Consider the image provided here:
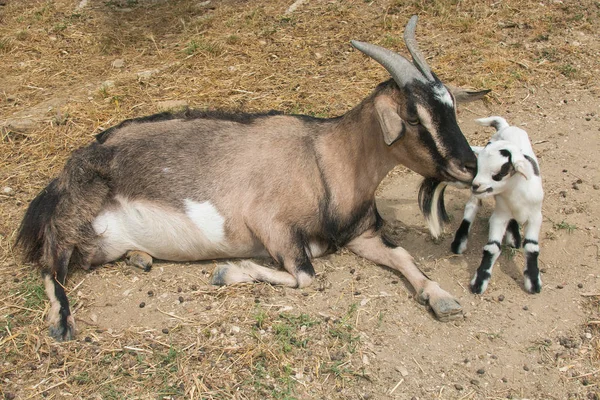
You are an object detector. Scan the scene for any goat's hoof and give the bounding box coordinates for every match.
[524,275,542,294]
[125,251,153,272]
[211,264,229,286]
[450,239,467,255]
[429,297,463,322]
[49,316,75,342]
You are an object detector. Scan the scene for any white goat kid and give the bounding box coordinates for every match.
[451,116,544,294]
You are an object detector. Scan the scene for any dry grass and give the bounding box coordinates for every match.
[1,0,600,398]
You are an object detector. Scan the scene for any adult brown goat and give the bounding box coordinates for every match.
[17,16,488,341]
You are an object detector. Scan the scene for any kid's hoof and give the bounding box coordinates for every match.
[429,297,463,322]
[524,275,542,294]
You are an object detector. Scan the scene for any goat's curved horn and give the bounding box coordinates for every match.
[403,15,435,82]
[351,40,425,86]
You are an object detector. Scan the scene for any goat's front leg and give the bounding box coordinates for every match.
[347,229,463,321]
[451,196,481,254]
[470,211,510,294]
[523,211,542,293]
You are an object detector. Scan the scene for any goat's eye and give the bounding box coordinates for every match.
[406,118,420,126]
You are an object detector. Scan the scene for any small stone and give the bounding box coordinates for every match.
[396,365,409,377]
[112,58,125,68]
[191,285,198,291]
[2,186,14,195]
[177,287,183,293]
[139,302,145,308]
[84,336,92,343]
[162,328,169,334]
[498,294,505,302]
[562,169,568,173]
[585,332,592,339]
[523,365,530,371]
[350,268,355,274]
[178,296,184,303]
[557,284,564,289]
[454,384,464,391]
[231,326,240,334]
[137,69,159,81]
[5,393,15,400]
[470,379,480,386]
[541,268,547,273]
[578,283,584,289]
[523,305,529,311]
[147,290,154,297]
[361,394,372,400]
[476,368,485,375]
[391,280,399,284]
[593,184,599,190]
[354,291,361,296]
[463,358,469,364]
[13,277,19,283]
[502,377,508,383]
[205,305,212,310]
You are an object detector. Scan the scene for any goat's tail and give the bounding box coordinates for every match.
[476,116,509,132]
[16,178,63,266]
[418,178,449,239]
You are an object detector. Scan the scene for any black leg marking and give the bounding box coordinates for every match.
[524,250,541,293]
[44,271,75,341]
[295,255,316,279]
[470,241,501,294]
[505,219,521,248]
[451,220,471,254]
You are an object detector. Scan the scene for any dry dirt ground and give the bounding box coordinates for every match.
[1,1,599,399]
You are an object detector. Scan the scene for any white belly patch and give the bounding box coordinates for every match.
[92,197,230,262]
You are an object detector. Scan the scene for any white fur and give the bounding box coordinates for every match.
[184,199,226,244]
[92,197,241,263]
[434,85,454,107]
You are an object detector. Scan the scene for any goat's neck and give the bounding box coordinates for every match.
[318,98,397,212]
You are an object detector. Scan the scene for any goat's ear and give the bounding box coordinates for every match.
[374,97,405,146]
[447,85,491,103]
[502,147,531,180]
[513,158,531,180]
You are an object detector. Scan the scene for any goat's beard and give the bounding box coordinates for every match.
[418,178,449,239]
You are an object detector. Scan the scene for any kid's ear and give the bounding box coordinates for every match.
[513,158,531,180]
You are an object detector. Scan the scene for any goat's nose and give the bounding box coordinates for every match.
[472,183,480,191]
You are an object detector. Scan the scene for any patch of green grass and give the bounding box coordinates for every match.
[184,38,223,56]
[559,63,577,78]
[328,303,360,353]
[246,354,298,399]
[273,313,319,353]
[17,276,46,312]
[554,220,577,233]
